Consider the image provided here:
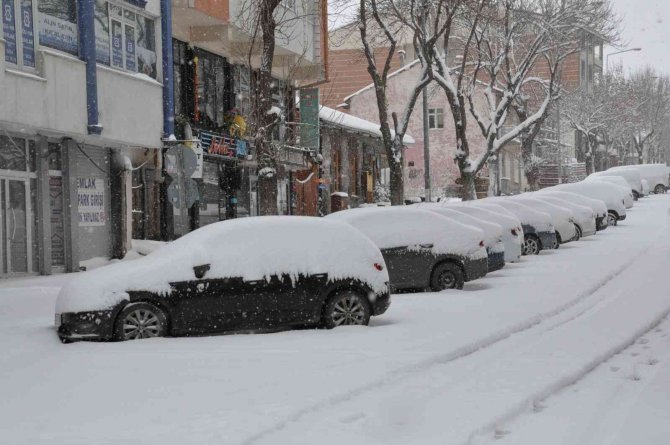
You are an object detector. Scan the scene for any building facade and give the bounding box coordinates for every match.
[0,0,166,276]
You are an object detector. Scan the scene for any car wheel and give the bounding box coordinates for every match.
[632,191,639,201]
[114,302,168,341]
[607,212,618,227]
[322,291,371,329]
[654,184,666,194]
[574,224,582,241]
[523,235,540,255]
[430,262,465,291]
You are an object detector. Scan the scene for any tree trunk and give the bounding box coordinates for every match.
[460,171,477,201]
[389,161,404,205]
[254,0,282,216]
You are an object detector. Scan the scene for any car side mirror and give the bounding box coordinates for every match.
[193,264,211,279]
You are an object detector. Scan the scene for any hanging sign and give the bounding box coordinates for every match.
[300,88,320,150]
[77,177,106,227]
[20,0,34,67]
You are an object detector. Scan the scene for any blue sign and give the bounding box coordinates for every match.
[2,0,17,64]
[111,20,123,68]
[38,13,78,55]
[20,0,34,68]
[124,25,136,71]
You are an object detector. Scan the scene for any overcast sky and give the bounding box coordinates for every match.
[329,1,670,75]
[606,0,670,75]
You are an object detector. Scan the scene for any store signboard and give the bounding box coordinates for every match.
[77,177,106,227]
[38,13,78,54]
[300,88,320,150]
[2,0,18,64]
[20,0,35,67]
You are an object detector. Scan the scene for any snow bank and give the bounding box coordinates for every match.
[326,207,487,259]
[56,217,389,313]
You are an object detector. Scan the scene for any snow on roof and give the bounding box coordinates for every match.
[319,106,415,144]
[56,217,389,313]
[479,199,553,232]
[413,203,503,247]
[341,58,422,104]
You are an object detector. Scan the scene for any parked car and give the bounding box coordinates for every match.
[535,195,596,239]
[586,175,636,206]
[56,217,391,342]
[588,169,643,199]
[476,200,557,255]
[641,179,650,196]
[327,207,488,291]
[414,203,506,272]
[510,197,577,245]
[609,164,670,194]
[445,203,524,263]
[552,181,627,226]
[536,189,608,231]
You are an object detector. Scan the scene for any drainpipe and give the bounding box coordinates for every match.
[77,0,102,135]
[161,0,175,138]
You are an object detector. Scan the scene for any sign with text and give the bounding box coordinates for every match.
[20,0,34,67]
[299,88,320,150]
[2,0,18,64]
[77,177,106,227]
[38,13,78,55]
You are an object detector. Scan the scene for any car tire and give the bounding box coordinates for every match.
[430,262,465,291]
[322,290,371,329]
[523,235,541,255]
[654,184,666,194]
[114,302,168,341]
[555,232,562,248]
[632,191,639,201]
[574,224,582,241]
[607,212,618,227]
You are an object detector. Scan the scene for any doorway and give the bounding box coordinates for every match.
[0,177,36,275]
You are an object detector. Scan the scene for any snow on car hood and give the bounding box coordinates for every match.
[56,217,390,313]
[480,199,554,232]
[326,207,488,259]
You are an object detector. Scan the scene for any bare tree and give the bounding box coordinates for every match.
[356,0,455,205]
[432,0,618,199]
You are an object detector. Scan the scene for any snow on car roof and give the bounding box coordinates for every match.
[413,203,503,246]
[326,207,486,257]
[446,203,522,231]
[537,190,608,217]
[56,217,389,313]
[480,198,553,230]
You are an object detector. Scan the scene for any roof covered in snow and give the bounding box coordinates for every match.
[319,106,415,144]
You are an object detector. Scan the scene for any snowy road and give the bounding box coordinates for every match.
[0,196,668,445]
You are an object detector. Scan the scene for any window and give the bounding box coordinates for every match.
[194,49,231,129]
[3,0,37,68]
[94,1,157,78]
[428,108,444,129]
[37,0,77,55]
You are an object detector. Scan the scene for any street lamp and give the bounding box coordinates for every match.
[605,47,642,70]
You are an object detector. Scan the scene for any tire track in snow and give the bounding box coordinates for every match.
[240,243,653,445]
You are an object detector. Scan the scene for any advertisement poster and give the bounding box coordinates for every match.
[124,24,136,71]
[20,0,34,67]
[38,13,77,54]
[111,20,123,68]
[300,88,320,150]
[77,177,106,227]
[2,0,18,64]
[49,176,65,266]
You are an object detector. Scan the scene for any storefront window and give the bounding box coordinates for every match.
[0,136,28,171]
[94,1,156,79]
[195,49,231,130]
[37,0,78,55]
[4,0,36,68]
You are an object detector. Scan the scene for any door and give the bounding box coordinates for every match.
[0,178,34,275]
[382,246,434,290]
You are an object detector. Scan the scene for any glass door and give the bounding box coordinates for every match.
[0,178,33,275]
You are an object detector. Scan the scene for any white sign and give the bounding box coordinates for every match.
[191,142,204,179]
[77,177,106,227]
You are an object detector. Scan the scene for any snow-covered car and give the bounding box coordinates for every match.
[586,175,636,206]
[536,189,608,231]
[509,197,577,245]
[641,179,650,196]
[588,170,643,199]
[609,164,670,194]
[552,181,627,226]
[475,200,557,255]
[445,203,524,263]
[326,207,489,291]
[413,203,506,272]
[535,195,596,238]
[56,217,392,342]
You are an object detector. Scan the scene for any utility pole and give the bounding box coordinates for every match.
[422,85,431,202]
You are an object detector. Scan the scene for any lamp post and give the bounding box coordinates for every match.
[605,47,642,70]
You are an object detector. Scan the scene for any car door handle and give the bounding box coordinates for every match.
[420,243,434,249]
